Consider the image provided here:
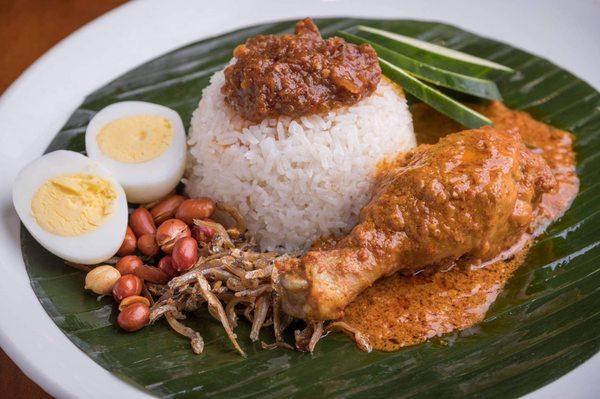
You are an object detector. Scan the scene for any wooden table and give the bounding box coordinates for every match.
[0,2,128,397]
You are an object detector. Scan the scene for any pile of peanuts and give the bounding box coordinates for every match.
[83,194,216,332]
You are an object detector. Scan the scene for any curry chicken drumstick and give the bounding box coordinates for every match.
[274,127,556,321]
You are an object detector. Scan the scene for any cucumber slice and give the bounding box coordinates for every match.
[379,59,492,129]
[338,31,502,100]
[357,25,514,76]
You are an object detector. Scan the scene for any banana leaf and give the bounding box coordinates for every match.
[23,18,600,398]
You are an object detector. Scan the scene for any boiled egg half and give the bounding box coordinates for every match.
[12,150,128,264]
[85,101,186,203]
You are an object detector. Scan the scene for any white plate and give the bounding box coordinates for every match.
[0,0,598,397]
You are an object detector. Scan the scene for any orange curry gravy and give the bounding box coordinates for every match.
[341,101,579,351]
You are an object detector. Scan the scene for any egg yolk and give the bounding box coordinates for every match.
[96,115,173,163]
[31,173,116,236]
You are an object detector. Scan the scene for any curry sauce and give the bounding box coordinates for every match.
[341,102,579,351]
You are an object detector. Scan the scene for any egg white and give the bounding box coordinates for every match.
[12,150,128,264]
[85,101,187,203]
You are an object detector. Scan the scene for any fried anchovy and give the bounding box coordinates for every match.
[145,282,169,297]
[326,322,372,353]
[165,312,204,355]
[244,264,273,280]
[250,294,270,342]
[235,284,272,298]
[216,201,247,233]
[225,296,253,329]
[272,293,284,343]
[206,268,235,282]
[307,322,324,353]
[243,303,255,323]
[150,301,184,322]
[224,263,249,281]
[261,341,294,350]
[226,277,244,292]
[195,272,246,357]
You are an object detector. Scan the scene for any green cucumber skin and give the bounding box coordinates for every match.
[356,28,513,77]
[379,59,492,129]
[339,31,502,101]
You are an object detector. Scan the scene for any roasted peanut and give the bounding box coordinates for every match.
[172,237,199,272]
[175,198,215,225]
[130,207,156,237]
[84,265,121,295]
[156,219,191,254]
[134,264,170,284]
[117,302,150,332]
[137,234,159,257]
[157,256,177,278]
[117,226,137,256]
[116,255,143,275]
[118,295,151,311]
[150,194,186,225]
[112,274,143,302]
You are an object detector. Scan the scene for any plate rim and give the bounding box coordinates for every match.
[0,0,598,397]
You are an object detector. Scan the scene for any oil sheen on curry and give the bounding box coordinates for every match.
[338,102,579,351]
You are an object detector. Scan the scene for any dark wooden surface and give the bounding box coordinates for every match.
[0,1,128,397]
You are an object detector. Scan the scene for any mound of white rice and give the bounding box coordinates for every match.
[186,69,415,251]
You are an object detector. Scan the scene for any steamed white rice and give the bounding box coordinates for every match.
[186,69,415,251]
